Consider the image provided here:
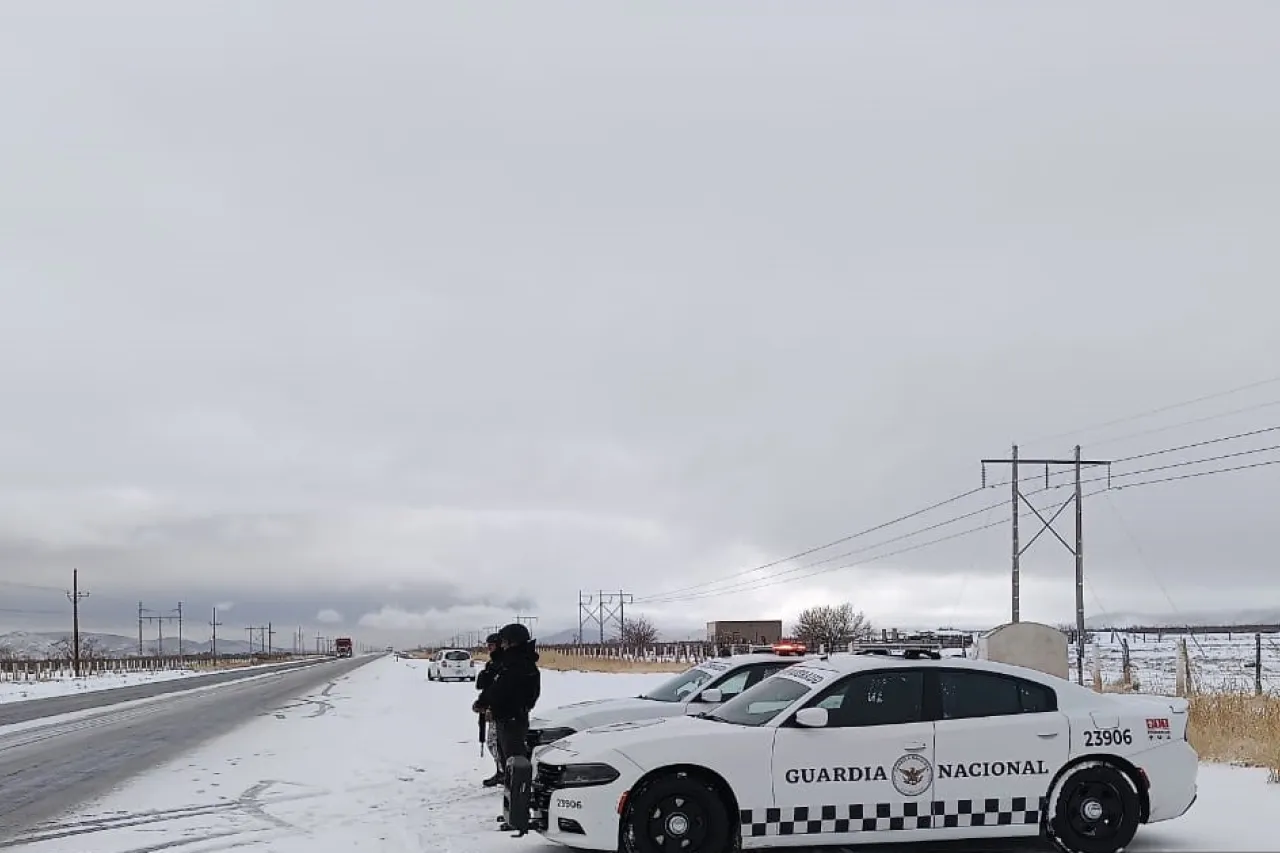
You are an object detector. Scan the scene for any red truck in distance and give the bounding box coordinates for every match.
[335,637,353,657]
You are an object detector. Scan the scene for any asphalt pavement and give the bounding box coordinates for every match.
[0,657,334,727]
[0,654,377,842]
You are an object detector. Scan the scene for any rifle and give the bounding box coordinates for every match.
[478,710,487,756]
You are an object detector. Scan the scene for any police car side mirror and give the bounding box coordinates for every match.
[698,688,723,704]
[794,707,829,728]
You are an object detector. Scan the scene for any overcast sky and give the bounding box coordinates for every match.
[2,1,1279,649]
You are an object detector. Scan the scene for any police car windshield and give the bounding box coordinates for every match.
[640,665,718,702]
[707,673,811,726]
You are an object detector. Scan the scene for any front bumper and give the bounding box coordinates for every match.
[530,763,633,851]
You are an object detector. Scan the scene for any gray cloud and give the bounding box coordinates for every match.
[2,1,1279,646]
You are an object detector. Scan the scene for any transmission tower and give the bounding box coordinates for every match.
[595,590,632,644]
[981,444,1110,686]
[577,591,602,644]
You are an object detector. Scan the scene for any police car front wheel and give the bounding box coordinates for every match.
[1047,763,1141,853]
[621,773,732,853]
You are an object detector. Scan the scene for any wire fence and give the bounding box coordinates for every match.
[0,651,318,683]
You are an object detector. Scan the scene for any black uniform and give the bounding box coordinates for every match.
[476,634,506,785]
[474,622,541,780]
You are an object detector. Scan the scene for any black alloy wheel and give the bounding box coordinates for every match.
[622,773,731,853]
[1048,764,1141,853]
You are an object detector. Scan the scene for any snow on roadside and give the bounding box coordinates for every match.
[3,657,668,853]
[0,668,201,704]
[0,659,333,705]
[5,657,1278,852]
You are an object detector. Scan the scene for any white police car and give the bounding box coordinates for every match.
[528,650,1197,853]
[526,653,811,756]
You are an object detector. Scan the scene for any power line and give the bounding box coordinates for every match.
[1112,424,1280,463]
[1111,456,1280,490]
[638,456,1277,605]
[639,416,1280,606]
[1080,398,1280,450]
[985,423,1280,490]
[634,493,1011,603]
[1024,373,1280,445]
[630,487,986,603]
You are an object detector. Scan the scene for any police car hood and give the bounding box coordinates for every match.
[545,714,734,762]
[529,696,688,731]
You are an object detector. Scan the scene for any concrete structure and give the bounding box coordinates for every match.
[706,620,783,645]
[974,621,1069,680]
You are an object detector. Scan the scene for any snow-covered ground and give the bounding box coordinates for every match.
[4,656,1277,852]
[0,668,203,704]
[1067,631,1280,695]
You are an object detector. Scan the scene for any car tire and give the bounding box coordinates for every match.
[620,771,732,853]
[1045,762,1141,853]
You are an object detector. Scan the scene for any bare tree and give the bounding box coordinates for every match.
[49,634,106,662]
[0,643,15,661]
[792,603,872,650]
[619,614,660,647]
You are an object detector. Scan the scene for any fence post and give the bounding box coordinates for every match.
[1175,639,1188,697]
[1121,638,1131,688]
[1256,633,1263,696]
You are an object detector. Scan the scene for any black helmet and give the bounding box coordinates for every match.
[498,622,531,646]
[485,633,501,646]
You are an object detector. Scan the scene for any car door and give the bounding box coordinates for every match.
[687,662,793,714]
[928,669,1067,840]
[768,668,935,845]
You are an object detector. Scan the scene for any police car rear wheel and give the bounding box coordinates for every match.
[1048,764,1140,853]
[623,773,730,853]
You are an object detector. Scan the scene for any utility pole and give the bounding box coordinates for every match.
[139,603,181,658]
[210,607,223,664]
[981,444,1110,686]
[66,569,90,677]
[315,634,324,655]
[176,601,184,662]
[267,622,275,655]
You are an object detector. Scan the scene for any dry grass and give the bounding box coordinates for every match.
[529,650,689,673]
[1187,692,1280,782]
[1101,678,1280,782]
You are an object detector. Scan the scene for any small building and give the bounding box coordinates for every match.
[975,621,1068,679]
[706,620,783,645]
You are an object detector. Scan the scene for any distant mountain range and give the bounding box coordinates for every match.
[0,630,270,659]
[1083,608,1280,629]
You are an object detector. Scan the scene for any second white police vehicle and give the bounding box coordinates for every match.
[526,649,1197,853]
[526,651,812,757]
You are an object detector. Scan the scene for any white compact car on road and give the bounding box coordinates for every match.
[426,649,474,681]
[528,650,1196,853]
[526,653,811,755]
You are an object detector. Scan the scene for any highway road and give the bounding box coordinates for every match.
[0,654,377,842]
[0,657,334,727]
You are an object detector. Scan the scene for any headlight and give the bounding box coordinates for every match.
[533,726,577,745]
[558,763,621,788]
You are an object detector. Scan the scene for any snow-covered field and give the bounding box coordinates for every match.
[1067,631,1280,695]
[3,656,1277,852]
[0,668,203,704]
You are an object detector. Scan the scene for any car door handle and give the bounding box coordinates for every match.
[903,741,927,751]
[1036,732,1060,738]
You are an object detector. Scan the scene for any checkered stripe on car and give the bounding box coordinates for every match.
[738,797,1046,836]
